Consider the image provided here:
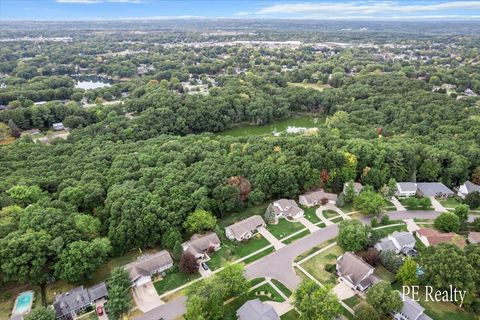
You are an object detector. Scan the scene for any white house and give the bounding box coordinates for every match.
[396,182,417,197]
[271,199,304,220]
[394,293,432,320]
[299,189,338,207]
[225,215,265,242]
[457,181,480,199]
[374,231,416,254]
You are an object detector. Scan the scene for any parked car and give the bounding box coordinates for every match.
[96,306,104,316]
[201,262,209,270]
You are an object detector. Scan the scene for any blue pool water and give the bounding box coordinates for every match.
[13,291,34,314]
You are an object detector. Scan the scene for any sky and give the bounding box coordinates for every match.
[1,0,480,21]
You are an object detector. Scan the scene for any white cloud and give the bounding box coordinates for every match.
[256,1,480,15]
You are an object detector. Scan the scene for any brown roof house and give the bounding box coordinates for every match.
[336,252,379,292]
[182,232,221,260]
[299,189,338,207]
[416,228,466,248]
[468,231,480,244]
[124,250,173,287]
[271,199,304,220]
[225,215,265,242]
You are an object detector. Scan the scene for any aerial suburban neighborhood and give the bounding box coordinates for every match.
[1,2,480,320]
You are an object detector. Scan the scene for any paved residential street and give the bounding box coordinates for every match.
[134,296,187,320]
[245,224,339,290]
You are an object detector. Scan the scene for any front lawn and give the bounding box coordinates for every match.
[323,210,339,219]
[271,279,292,297]
[438,197,462,208]
[302,206,321,223]
[208,234,270,270]
[300,245,344,285]
[282,229,310,244]
[267,219,305,239]
[343,295,362,309]
[281,309,300,320]
[243,247,275,264]
[153,267,200,295]
[374,265,396,283]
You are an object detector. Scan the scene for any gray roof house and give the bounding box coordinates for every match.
[236,299,280,320]
[53,283,108,320]
[394,293,432,320]
[396,182,417,197]
[343,182,363,195]
[225,215,265,242]
[416,182,454,198]
[336,252,379,292]
[52,122,65,131]
[182,232,221,260]
[458,181,480,199]
[124,250,173,287]
[375,231,416,254]
[272,199,304,220]
[299,189,338,207]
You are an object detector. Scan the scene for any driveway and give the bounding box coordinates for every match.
[333,282,355,300]
[404,219,421,233]
[245,224,339,290]
[132,282,163,313]
[134,296,187,320]
[258,226,285,250]
[198,264,213,278]
[429,197,447,212]
[95,298,108,320]
[315,207,334,226]
[297,217,320,232]
[390,197,406,211]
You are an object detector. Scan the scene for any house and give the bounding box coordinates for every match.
[182,232,221,260]
[53,283,108,320]
[374,231,416,254]
[458,181,480,199]
[124,250,173,287]
[52,122,65,131]
[299,189,338,207]
[33,101,47,106]
[225,215,265,242]
[236,299,280,320]
[271,199,304,220]
[396,182,417,197]
[336,252,379,292]
[416,228,466,248]
[468,231,480,244]
[343,182,363,195]
[394,293,432,320]
[416,182,453,198]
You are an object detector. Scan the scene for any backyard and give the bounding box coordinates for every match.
[300,245,344,285]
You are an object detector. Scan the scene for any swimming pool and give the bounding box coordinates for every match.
[12,291,34,316]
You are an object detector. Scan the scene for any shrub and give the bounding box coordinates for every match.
[379,250,403,273]
[434,212,460,232]
[405,197,419,210]
[381,215,390,225]
[418,197,431,209]
[464,191,480,209]
[320,197,329,205]
[325,263,336,273]
[371,217,378,228]
[179,252,199,274]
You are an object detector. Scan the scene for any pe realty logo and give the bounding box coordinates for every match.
[402,285,467,307]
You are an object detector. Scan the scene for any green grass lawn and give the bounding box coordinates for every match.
[287,82,331,91]
[392,283,478,320]
[282,229,310,244]
[374,224,408,238]
[339,305,355,320]
[302,206,321,223]
[243,247,275,264]
[280,309,300,320]
[294,238,336,262]
[338,204,354,213]
[271,279,292,297]
[223,283,285,320]
[374,265,396,283]
[300,245,344,285]
[153,267,200,295]
[208,234,270,270]
[343,295,362,309]
[218,203,269,229]
[249,277,266,287]
[323,210,339,219]
[438,197,462,208]
[330,216,343,223]
[267,219,305,239]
